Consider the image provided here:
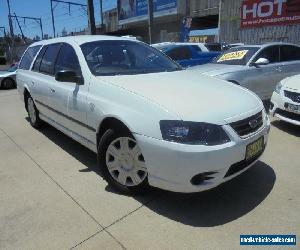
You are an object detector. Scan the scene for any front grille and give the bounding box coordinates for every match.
[224,147,265,178]
[230,112,263,137]
[276,109,300,122]
[284,90,300,103]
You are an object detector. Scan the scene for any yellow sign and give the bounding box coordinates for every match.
[217,50,249,62]
[189,36,208,43]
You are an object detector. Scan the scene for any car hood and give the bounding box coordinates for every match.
[283,74,300,91]
[188,63,246,76]
[99,70,263,125]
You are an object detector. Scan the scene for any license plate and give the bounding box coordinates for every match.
[245,137,264,161]
[286,103,300,113]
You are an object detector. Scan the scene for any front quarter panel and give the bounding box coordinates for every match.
[87,76,180,140]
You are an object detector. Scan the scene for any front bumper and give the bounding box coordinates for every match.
[270,92,300,126]
[135,119,270,193]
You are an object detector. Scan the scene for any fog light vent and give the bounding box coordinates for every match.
[190,171,217,185]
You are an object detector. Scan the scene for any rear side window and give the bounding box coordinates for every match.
[19,45,42,70]
[39,43,61,75]
[55,43,81,75]
[280,45,300,62]
[166,46,192,61]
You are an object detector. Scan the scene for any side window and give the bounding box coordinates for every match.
[166,47,192,61]
[254,46,280,64]
[55,43,81,75]
[19,45,42,70]
[280,45,300,62]
[40,43,61,75]
[192,45,202,52]
[32,46,47,72]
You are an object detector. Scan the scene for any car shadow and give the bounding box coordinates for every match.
[36,121,276,227]
[271,120,300,137]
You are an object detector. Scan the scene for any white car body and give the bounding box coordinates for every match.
[17,35,270,193]
[270,74,300,126]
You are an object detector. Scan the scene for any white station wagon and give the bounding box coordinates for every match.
[17,36,270,194]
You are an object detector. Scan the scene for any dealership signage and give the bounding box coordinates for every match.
[118,0,177,25]
[241,0,300,28]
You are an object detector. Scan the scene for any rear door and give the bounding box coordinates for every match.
[279,45,300,80]
[30,43,61,121]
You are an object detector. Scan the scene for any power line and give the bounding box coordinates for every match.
[50,0,88,37]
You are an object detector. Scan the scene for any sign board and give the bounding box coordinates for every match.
[118,0,177,25]
[241,0,300,28]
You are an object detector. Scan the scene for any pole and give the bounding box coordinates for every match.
[39,18,44,39]
[13,13,27,43]
[6,0,14,62]
[147,0,154,44]
[50,0,56,37]
[100,0,103,26]
[87,0,96,35]
[218,0,222,43]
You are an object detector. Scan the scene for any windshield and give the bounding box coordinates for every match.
[213,47,260,65]
[81,40,181,76]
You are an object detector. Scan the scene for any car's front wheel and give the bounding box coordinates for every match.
[27,96,42,128]
[98,129,149,194]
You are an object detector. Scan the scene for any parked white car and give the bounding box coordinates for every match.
[17,36,270,194]
[270,74,300,126]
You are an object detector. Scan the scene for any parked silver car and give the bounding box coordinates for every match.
[189,43,300,100]
[0,64,18,89]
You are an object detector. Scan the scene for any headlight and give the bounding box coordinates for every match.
[160,120,230,145]
[275,82,282,94]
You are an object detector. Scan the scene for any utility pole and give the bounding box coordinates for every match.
[99,0,103,26]
[147,0,154,44]
[9,15,44,41]
[218,0,222,43]
[87,0,96,35]
[6,0,14,62]
[13,13,26,43]
[50,0,88,37]
[50,0,56,37]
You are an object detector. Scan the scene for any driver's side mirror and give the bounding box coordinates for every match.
[251,58,270,67]
[55,70,84,85]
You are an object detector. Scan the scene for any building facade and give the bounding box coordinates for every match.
[220,0,300,44]
[102,0,300,44]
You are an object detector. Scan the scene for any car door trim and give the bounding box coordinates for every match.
[35,99,96,132]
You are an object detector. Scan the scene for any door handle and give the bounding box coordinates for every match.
[50,88,55,93]
[31,81,35,85]
[276,67,282,72]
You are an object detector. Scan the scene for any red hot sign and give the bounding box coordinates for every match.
[241,0,300,28]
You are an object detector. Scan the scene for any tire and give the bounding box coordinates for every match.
[26,96,42,128]
[1,78,15,89]
[98,128,149,194]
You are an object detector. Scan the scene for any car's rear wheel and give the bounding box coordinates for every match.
[98,129,149,194]
[1,78,15,89]
[27,96,42,128]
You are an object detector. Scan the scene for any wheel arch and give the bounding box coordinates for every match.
[23,87,31,111]
[96,116,133,148]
